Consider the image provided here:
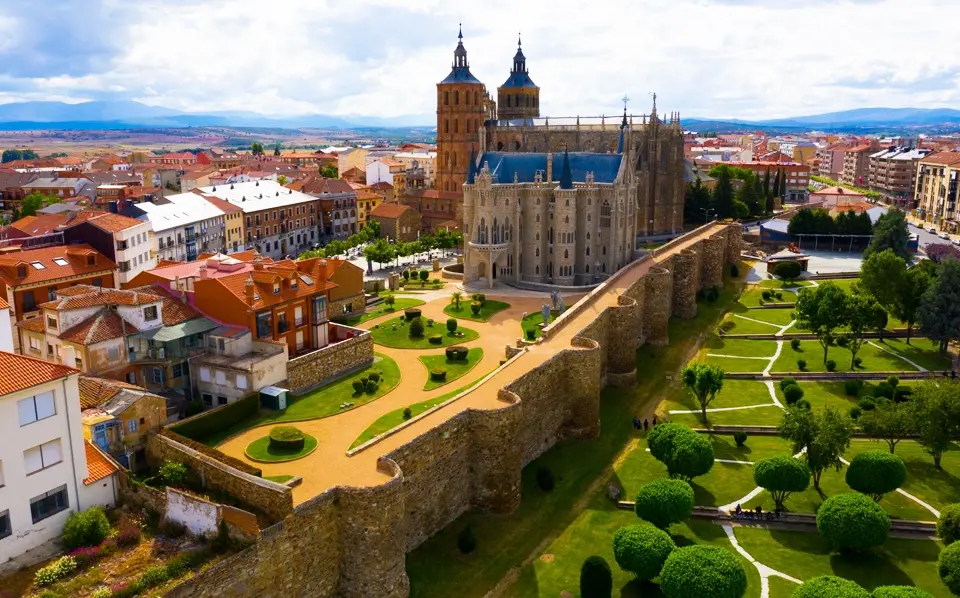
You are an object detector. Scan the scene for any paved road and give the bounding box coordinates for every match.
[906,220,953,250]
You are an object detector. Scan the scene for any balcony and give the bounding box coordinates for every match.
[184,232,197,242]
[469,240,510,252]
[277,321,290,334]
[295,317,304,327]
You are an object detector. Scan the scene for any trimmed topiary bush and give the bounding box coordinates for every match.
[404,307,421,321]
[612,524,675,580]
[762,290,773,301]
[580,555,613,598]
[733,431,747,447]
[668,432,715,481]
[634,478,695,529]
[430,368,447,381]
[62,507,111,550]
[365,379,379,393]
[659,545,747,598]
[775,260,803,281]
[797,398,811,410]
[816,492,890,551]
[457,525,476,554]
[791,338,801,350]
[874,381,895,400]
[536,466,555,492]
[446,318,457,333]
[779,377,797,392]
[783,383,805,405]
[854,356,863,368]
[846,450,907,502]
[428,334,443,344]
[845,379,862,396]
[526,328,536,340]
[753,455,810,511]
[352,380,365,393]
[402,407,412,420]
[826,359,837,372]
[849,406,862,419]
[859,397,876,411]
[409,317,425,337]
[792,575,870,598]
[269,426,305,451]
[797,359,807,370]
[647,423,691,463]
[938,503,960,545]
[871,587,935,598]
[470,301,482,315]
[940,541,960,595]
[368,372,380,383]
[837,335,851,348]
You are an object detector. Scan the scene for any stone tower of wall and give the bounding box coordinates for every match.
[624,275,647,347]
[672,249,700,319]
[606,295,639,387]
[645,265,673,345]
[563,336,602,439]
[726,225,743,265]
[700,234,726,289]
[470,392,523,513]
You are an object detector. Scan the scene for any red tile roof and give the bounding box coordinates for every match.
[126,285,201,325]
[40,286,164,310]
[369,181,394,190]
[83,441,118,485]
[920,152,960,166]
[298,176,355,195]
[16,317,45,333]
[198,193,243,214]
[58,310,137,345]
[0,351,76,395]
[0,244,116,287]
[79,375,148,410]
[369,203,415,219]
[87,213,145,233]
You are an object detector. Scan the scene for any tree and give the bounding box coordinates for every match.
[736,175,762,216]
[778,406,852,491]
[612,524,675,580]
[276,175,289,186]
[659,545,748,598]
[871,307,889,342]
[859,401,913,453]
[816,492,890,551]
[384,294,395,307]
[763,169,773,212]
[363,238,395,270]
[792,576,870,598]
[845,292,881,370]
[795,282,848,364]
[451,291,463,309]
[648,423,690,463]
[409,317,425,338]
[937,504,960,545]
[273,141,282,156]
[250,142,264,156]
[911,381,960,469]
[896,266,932,344]
[580,556,613,598]
[681,363,725,422]
[771,169,781,201]
[860,249,907,314]
[19,191,61,217]
[684,179,713,224]
[845,450,907,501]
[865,209,910,261]
[752,456,810,511]
[939,540,960,595]
[871,587,935,598]
[319,164,338,178]
[712,166,735,219]
[647,423,714,481]
[634,478,694,529]
[783,383,805,405]
[773,260,802,282]
[918,258,960,355]
[927,243,960,264]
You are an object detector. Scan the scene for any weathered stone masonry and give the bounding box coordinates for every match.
[286,331,374,394]
[167,223,737,598]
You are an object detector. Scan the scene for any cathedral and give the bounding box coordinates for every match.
[436,28,686,288]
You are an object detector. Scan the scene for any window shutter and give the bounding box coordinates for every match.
[41,439,62,467]
[35,391,55,420]
[23,446,43,474]
[17,398,36,426]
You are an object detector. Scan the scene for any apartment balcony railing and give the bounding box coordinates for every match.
[184,232,197,242]
[295,317,304,327]
[277,322,290,334]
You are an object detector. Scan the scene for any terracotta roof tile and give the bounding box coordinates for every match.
[79,375,147,410]
[0,351,76,395]
[369,203,415,218]
[0,244,116,287]
[16,317,45,332]
[87,213,145,233]
[40,286,164,310]
[83,441,118,485]
[920,152,960,166]
[58,310,137,345]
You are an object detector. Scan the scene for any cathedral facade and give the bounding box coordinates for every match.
[437,29,686,288]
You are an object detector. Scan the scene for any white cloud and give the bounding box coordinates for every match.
[0,0,955,121]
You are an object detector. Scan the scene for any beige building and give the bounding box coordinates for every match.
[190,326,287,407]
[337,148,370,176]
[841,144,877,187]
[914,152,960,230]
[868,147,931,200]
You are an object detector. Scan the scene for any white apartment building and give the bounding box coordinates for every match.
[134,193,227,262]
[0,349,117,566]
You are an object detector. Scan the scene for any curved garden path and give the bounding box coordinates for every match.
[216,223,730,504]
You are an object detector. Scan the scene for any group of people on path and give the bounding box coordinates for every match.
[632,415,660,431]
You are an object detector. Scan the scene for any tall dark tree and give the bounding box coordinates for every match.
[771,169,781,200]
[763,169,772,198]
[897,266,932,344]
[736,176,762,216]
[684,179,713,224]
[865,209,910,261]
[918,257,960,354]
[712,167,735,219]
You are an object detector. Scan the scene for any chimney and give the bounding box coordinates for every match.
[58,345,77,368]
[199,262,208,280]
[245,277,255,305]
[318,259,328,285]
[253,254,264,271]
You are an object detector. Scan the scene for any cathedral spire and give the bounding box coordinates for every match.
[466,148,478,185]
[558,150,573,190]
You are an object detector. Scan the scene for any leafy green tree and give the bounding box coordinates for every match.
[634,478,695,529]
[778,406,852,491]
[659,545,748,598]
[250,142,264,156]
[319,164,338,178]
[773,260,802,282]
[736,175,762,216]
[667,432,715,482]
[894,266,932,344]
[911,380,960,469]
[792,576,870,598]
[276,175,289,186]
[612,524,675,580]
[845,450,907,501]
[681,363,725,422]
[771,169,781,200]
[845,292,881,370]
[363,238,395,270]
[795,282,848,364]
[860,249,907,311]
[712,166,735,219]
[859,401,914,453]
[763,169,772,206]
[816,492,890,551]
[937,504,960,545]
[273,141,282,156]
[752,456,810,511]
[62,507,111,550]
[918,258,960,354]
[450,291,463,309]
[19,191,61,217]
[941,541,960,595]
[865,209,910,261]
[872,586,935,598]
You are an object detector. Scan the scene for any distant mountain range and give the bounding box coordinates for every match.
[1,101,960,132]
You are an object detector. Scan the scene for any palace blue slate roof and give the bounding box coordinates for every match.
[478,152,623,185]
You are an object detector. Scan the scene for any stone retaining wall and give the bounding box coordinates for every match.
[164,223,738,598]
[286,328,374,394]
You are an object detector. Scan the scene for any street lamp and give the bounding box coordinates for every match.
[700,207,716,223]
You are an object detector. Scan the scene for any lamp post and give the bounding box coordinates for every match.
[700,207,716,223]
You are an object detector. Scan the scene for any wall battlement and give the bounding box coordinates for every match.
[167,223,738,598]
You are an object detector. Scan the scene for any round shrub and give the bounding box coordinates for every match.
[269,426,305,451]
[733,431,748,447]
[874,381,895,400]
[580,555,613,598]
[612,524,675,580]
[938,504,960,545]
[473,292,487,305]
[871,587,935,598]
[779,377,797,392]
[659,545,747,598]
[536,466,555,492]
[792,575,869,598]
[797,358,807,370]
[402,407,412,420]
[409,317,425,337]
[668,432,715,480]
[816,492,890,551]
[526,328,536,340]
[854,356,864,368]
[62,507,111,550]
[159,460,188,487]
[634,478,695,529]
[647,423,694,464]
[791,338,801,350]
[457,525,476,554]
[430,368,447,382]
[384,294,395,307]
[368,372,380,383]
[846,450,907,501]
[849,406,862,419]
[940,541,960,595]
[837,335,851,348]
[775,260,803,281]
[797,398,811,410]
[762,290,773,301]
[444,346,457,359]
[783,383,805,405]
[470,301,482,315]
[845,379,862,396]
[404,307,421,321]
[826,359,837,372]
[446,318,457,333]
[752,455,810,511]
[859,397,876,411]
[365,379,379,393]
[428,334,443,344]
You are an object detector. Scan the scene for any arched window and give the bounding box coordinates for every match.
[536,214,540,222]
[565,199,569,207]
[515,140,521,151]
[497,141,504,151]
[452,152,457,167]
[535,247,539,257]
[586,247,591,256]
[455,90,459,104]
[564,249,568,259]
[492,218,499,243]
[564,215,569,224]
[587,232,591,240]
[506,96,512,107]
[444,91,449,105]
[602,246,607,255]
[549,227,554,244]
[600,201,612,228]
[536,197,540,205]
[586,264,590,273]
[536,265,539,275]
[479,217,486,244]
[465,92,470,105]
[474,92,478,104]
[454,119,458,134]
[588,214,592,222]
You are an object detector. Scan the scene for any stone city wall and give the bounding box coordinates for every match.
[329,293,367,319]
[286,329,374,394]
[672,248,700,320]
[701,234,726,289]
[622,273,647,347]
[726,225,743,265]
[166,223,736,598]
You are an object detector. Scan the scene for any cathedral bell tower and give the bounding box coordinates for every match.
[496,35,540,122]
[436,25,486,198]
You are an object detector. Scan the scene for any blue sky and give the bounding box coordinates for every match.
[0,0,953,121]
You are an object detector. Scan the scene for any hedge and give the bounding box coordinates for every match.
[792,575,870,598]
[171,392,259,443]
[160,429,262,477]
[634,478,695,529]
[659,545,747,598]
[269,426,305,451]
[845,450,906,501]
[816,492,890,551]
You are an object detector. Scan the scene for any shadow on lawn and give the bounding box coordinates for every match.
[907,460,960,504]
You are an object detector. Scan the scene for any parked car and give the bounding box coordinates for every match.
[940,232,951,240]
[928,227,938,234]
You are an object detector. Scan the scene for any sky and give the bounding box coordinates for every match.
[0,0,956,123]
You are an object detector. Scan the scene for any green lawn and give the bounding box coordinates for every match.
[419,347,484,390]
[703,337,779,357]
[369,316,479,348]
[718,314,783,335]
[202,354,401,447]
[670,405,784,428]
[759,279,815,289]
[407,268,749,598]
[768,575,801,598]
[339,298,425,325]
[847,439,960,512]
[662,379,775,415]
[879,337,954,371]
[350,375,490,449]
[443,299,511,322]
[245,433,318,462]
[702,355,772,373]
[264,474,295,484]
[740,287,797,308]
[734,527,950,597]
[521,311,555,340]
[742,308,796,326]
[772,340,924,373]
